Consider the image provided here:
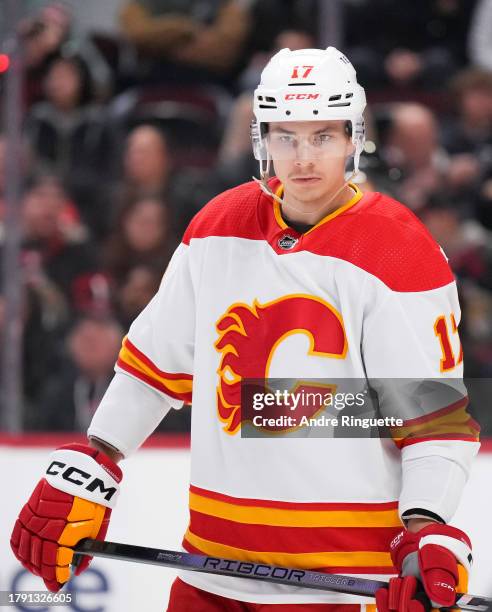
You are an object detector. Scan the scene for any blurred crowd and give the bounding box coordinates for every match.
[0,0,491,433]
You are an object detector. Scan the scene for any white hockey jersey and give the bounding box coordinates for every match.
[92,179,479,604]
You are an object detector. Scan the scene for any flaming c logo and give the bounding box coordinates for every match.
[214,294,347,434]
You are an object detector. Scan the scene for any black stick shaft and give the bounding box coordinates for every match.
[73,539,491,611]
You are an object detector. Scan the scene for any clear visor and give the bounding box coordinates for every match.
[252,122,351,161]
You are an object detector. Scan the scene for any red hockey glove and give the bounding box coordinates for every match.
[376,524,472,612]
[10,443,122,592]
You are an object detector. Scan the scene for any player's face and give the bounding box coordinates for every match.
[268,120,354,204]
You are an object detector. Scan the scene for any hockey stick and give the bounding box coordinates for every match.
[73,539,491,611]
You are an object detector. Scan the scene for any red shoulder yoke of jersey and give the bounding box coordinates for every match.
[182,180,454,292]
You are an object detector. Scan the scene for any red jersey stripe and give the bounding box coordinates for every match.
[122,337,192,381]
[189,485,399,512]
[189,509,401,553]
[116,358,193,403]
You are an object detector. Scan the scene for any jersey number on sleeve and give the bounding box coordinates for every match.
[434,313,463,372]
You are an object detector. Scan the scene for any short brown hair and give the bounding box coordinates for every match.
[450,68,492,105]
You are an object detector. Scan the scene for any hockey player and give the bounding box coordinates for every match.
[11,48,480,611]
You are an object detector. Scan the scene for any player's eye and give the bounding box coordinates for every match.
[313,134,332,146]
[277,135,296,145]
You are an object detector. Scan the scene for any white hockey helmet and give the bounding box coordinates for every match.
[251,47,366,173]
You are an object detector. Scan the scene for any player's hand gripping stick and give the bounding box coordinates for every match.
[10,443,122,591]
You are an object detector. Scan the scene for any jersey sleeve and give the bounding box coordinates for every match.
[115,242,195,406]
[362,275,480,523]
[87,372,175,457]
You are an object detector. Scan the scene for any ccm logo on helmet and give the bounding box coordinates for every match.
[46,460,117,501]
[285,93,320,100]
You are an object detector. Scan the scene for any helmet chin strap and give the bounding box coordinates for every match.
[252,149,357,216]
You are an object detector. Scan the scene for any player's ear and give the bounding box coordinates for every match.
[344,121,356,156]
[346,140,356,156]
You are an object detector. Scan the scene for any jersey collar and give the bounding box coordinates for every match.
[257,178,366,255]
[272,181,364,235]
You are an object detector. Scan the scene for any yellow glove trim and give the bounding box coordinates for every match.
[55,498,106,583]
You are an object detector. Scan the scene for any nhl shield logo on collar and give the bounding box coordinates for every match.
[278,234,298,250]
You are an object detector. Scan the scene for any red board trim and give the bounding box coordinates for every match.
[0,432,190,448]
[0,434,490,452]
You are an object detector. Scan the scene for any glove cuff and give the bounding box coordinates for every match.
[390,524,472,574]
[59,443,123,482]
[44,443,122,509]
[418,533,473,573]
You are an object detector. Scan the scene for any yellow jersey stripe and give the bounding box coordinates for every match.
[119,344,193,395]
[184,528,394,568]
[189,492,402,528]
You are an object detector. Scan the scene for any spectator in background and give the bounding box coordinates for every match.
[440,69,492,212]
[443,69,492,161]
[117,124,199,235]
[104,195,175,285]
[344,0,477,90]
[25,313,191,432]
[0,278,68,418]
[122,125,170,197]
[0,132,32,230]
[19,174,97,308]
[475,168,492,230]
[420,198,492,378]
[26,55,112,240]
[20,2,112,108]
[113,265,162,329]
[420,197,492,290]
[25,316,122,431]
[119,0,251,84]
[209,91,256,193]
[246,0,318,57]
[22,282,69,409]
[444,69,492,155]
[380,103,446,210]
[20,2,72,107]
[238,28,315,93]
